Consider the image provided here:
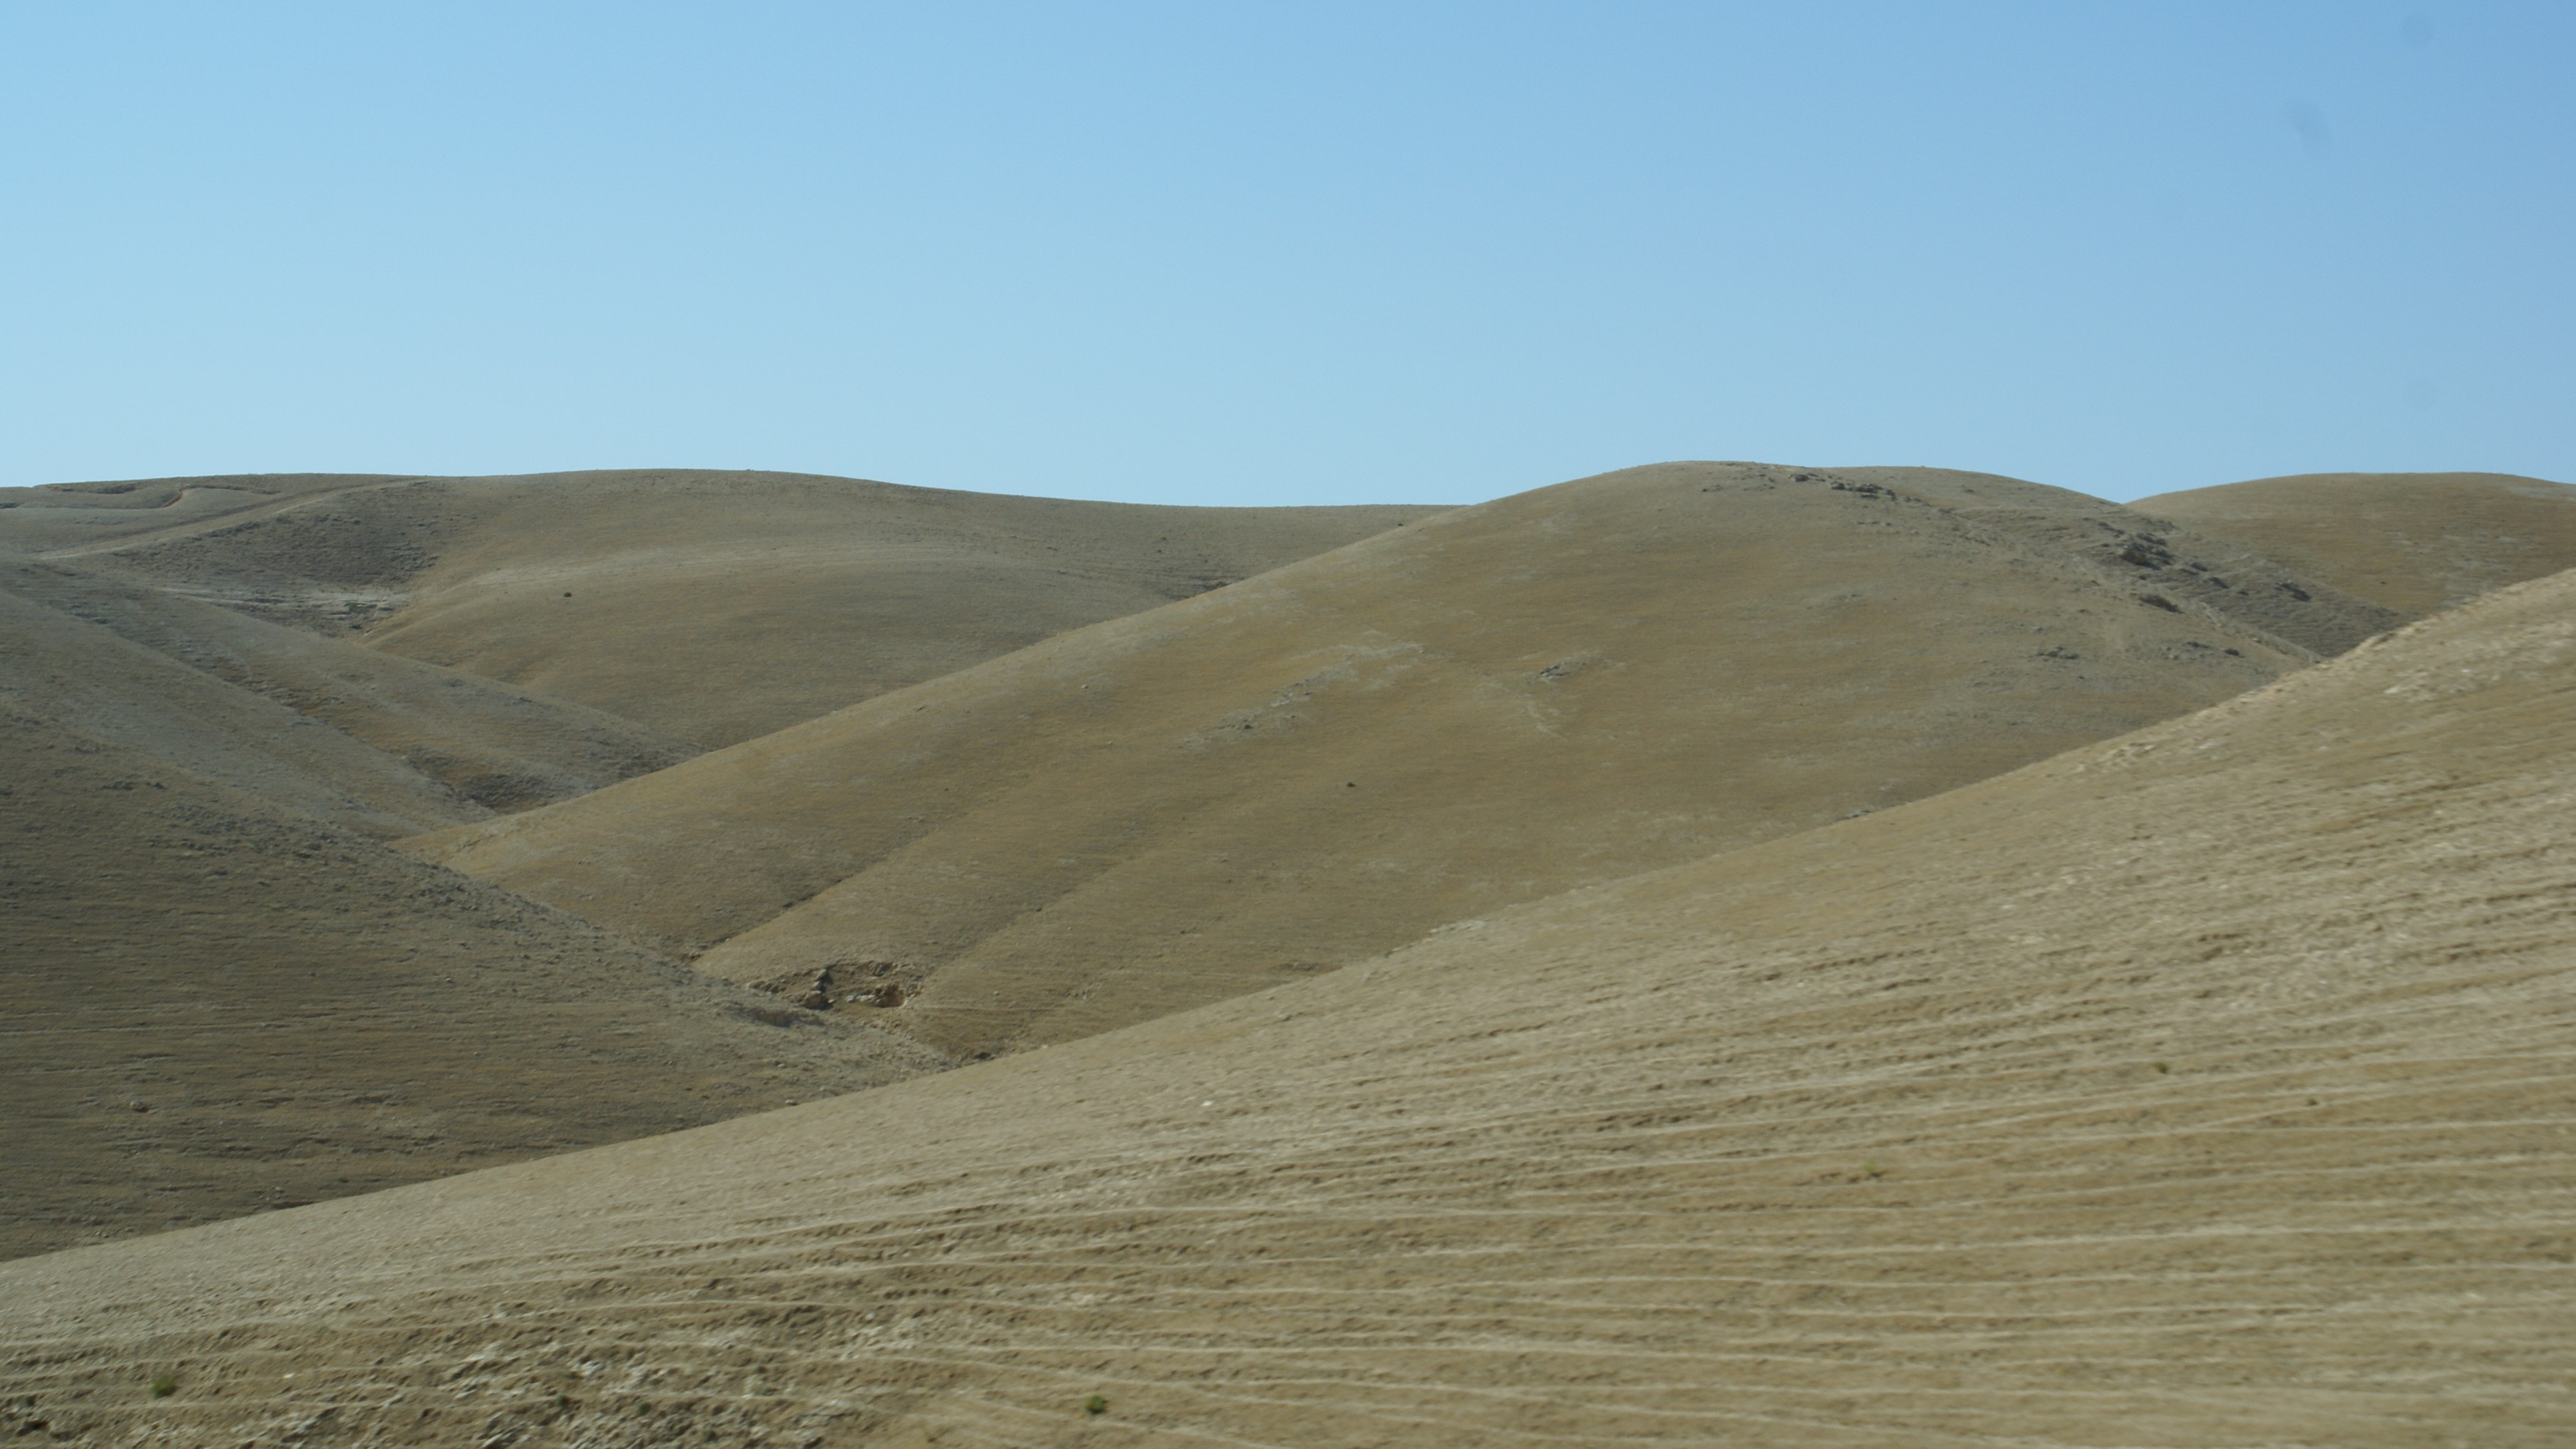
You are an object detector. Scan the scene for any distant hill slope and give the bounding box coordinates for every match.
[2137,470,2576,615]
[8,469,1428,746]
[0,706,945,1261]
[0,557,699,815]
[0,577,479,837]
[7,567,2564,1446]
[0,473,392,553]
[414,462,2402,1062]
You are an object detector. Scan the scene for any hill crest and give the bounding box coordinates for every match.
[412,460,2402,1060]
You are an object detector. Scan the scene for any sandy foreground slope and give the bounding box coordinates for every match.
[416,462,2400,1060]
[5,470,1425,747]
[0,704,947,1261]
[2138,470,2576,616]
[4,565,2567,1446]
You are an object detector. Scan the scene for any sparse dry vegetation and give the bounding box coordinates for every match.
[2,464,2571,1446]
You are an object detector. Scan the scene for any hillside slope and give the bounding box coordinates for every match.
[0,473,389,554]
[416,462,2400,1060]
[2138,470,2576,615]
[0,556,699,813]
[0,707,946,1261]
[5,565,2565,1446]
[0,578,480,837]
[20,469,1426,746]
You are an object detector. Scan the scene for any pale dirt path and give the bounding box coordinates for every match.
[2,576,2567,1444]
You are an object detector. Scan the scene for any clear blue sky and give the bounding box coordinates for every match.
[4,3,2568,505]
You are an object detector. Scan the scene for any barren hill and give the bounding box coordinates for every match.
[9,470,1426,746]
[0,574,478,838]
[0,473,391,554]
[0,703,945,1261]
[7,562,2564,1445]
[414,462,2402,1062]
[0,556,699,820]
[0,469,1411,1259]
[2138,470,2576,615]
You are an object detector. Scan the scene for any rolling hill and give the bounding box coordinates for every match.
[6,547,2564,1446]
[0,701,944,1261]
[0,468,1419,1257]
[9,469,1427,746]
[0,555,699,819]
[0,468,1415,1257]
[0,573,480,838]
[413,462,2403,1061]
[2138,470,2576,615]
[0,473,389,554]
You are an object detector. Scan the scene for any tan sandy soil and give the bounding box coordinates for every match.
[414,462,2400,1062]
[11,470,1425,747]
[0,556,699,815]
[4,562,2565,1448]
[2138,470,2576,616]
[0,707,948,1262]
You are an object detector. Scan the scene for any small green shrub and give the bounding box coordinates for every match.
[148,1373,176,1398]
[1083,1394,1108,1416]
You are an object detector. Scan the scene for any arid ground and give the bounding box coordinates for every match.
[2,463,2571,1446]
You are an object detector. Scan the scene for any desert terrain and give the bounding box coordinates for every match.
[0,700,945,1261]
[1,476,2569,1446]
[1,462,2571,1444]
[2139,470,2576,615]
[0,470,1416,1255]
[0,553,700,822]
[5,470,1424,746]
[410,462,2400,1060]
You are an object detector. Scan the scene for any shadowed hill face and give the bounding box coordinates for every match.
[0,577,480,837]
[40,469,1427,746]
[0,708,946,1261]
[8,567,2565,1446]
[2137,470,2576,616]
[414,462,2396,1062]
[0,557,699,816]
[0,510,921,1261]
